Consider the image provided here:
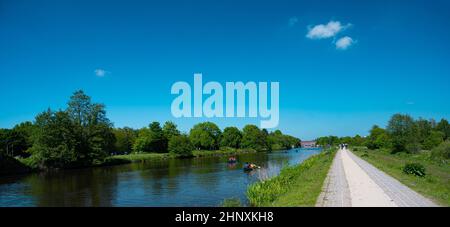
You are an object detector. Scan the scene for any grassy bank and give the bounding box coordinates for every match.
[107,148,257,163]
[1,148,259,177]
[107,152,170,162]
[192,148,257,157]
[246,148,336,207]
[351,146,450,206]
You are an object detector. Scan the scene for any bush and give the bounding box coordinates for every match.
[403,163,426,177]
[406,142,421,154]
[423,131,445,150]
[430,141,450,163]
[168,135,194,157]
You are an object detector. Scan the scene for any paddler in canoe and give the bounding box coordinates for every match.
[227,156,237,163]
[243,162,260,171]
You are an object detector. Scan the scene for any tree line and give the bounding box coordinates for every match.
[316,113,450,155]
[119,121,300,157]
[0,90,301,170]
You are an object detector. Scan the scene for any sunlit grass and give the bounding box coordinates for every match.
[352,146,450,206]
[246,148,336,207]
[108,148,258,163]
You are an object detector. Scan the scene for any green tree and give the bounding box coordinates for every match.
[284,135,301,148]
[189,122,221,150]
[220,127,242,148]
[386,114,419,153]
[430,140,450,162]
[67,91,115,162]
[0,129,12,156]
[267,130,290,150]
[422,130,445,150]
[113,127,137,154]
[133,128,152,153]
[316,136,340,147]
[352,135,365,146]
[30,90,115,168]
[340,136,353,145]
[11,121,36,157]
[148,122,167,152]
[436,119,450,140]
[0,122,36,158]
[30,110,78,168]
[241,125,269,151]
[168,135,194,157]
[366,125,391,149]
[416,118,433,144]
[162,121,180,141]
[133,122,168,153]
[67,90,94,126]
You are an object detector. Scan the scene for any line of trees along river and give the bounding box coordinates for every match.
[0,90,301,174]
[316,115,449,154]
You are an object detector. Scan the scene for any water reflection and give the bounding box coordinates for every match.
[0,148,321,207]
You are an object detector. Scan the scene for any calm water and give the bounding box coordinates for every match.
[0,148,321,207]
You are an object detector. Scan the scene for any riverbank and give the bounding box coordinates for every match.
[351,146,449,206]
[107,148,258,163]
[0,154,32,176]
[1,148,261,177]
[0,148,317,206]
[246,148,336,206]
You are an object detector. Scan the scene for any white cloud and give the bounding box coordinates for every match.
[335,36,354,50]
[306,20,350,39]
[288,17,299,27]
[406,101,415,105]
[94,69,109,77]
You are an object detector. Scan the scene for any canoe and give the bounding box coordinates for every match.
[243,165,260,171]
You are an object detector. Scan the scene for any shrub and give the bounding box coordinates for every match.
[422,131,445,150]
[403,163,426,177]
[406,142,422,154]
[430,141,450,163]
[168,135,194,157]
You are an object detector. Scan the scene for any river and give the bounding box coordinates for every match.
[0,148,321,207]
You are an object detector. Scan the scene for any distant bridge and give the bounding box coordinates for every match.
[301,141,317,148]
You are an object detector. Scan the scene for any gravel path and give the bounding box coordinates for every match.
[317,148,438,207]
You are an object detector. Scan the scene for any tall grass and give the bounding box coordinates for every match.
[246,149,336,207]
[221,198,243,207]
[352,146,450,206]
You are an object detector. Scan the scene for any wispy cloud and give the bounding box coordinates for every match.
[406,101,415,105]
[288,17,299,27]
[306,20,351,39]
[94,69,109,77]
[335,36,354,50]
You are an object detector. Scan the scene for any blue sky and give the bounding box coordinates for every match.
[1,0,450,140]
